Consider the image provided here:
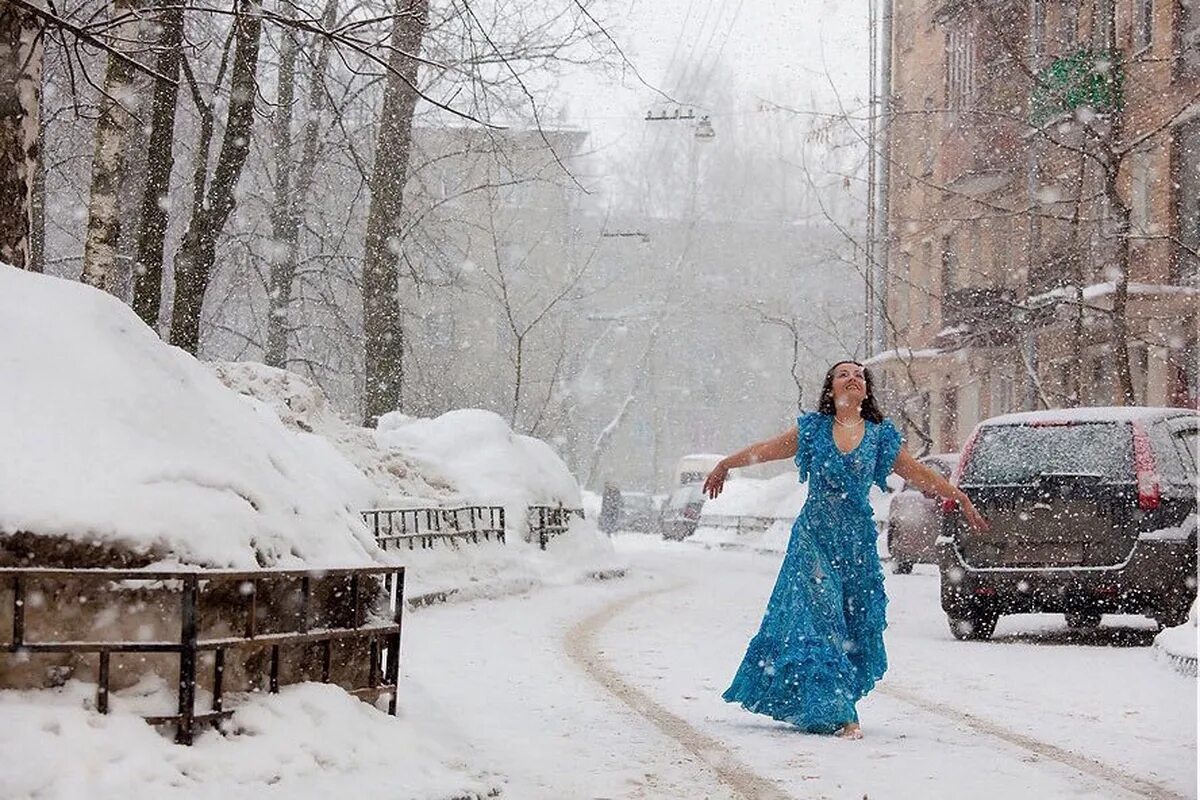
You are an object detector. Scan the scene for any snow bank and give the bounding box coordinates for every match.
[1155,600,1198,677]
[0,265,378,569]
[691,474,806,551]
[0,681,496,800]
[700,473,805,519]
[373,409,617,596]
[210,362,455,505]
[691,471,894,555]
[376,409,582,510]
[208,366,617,600]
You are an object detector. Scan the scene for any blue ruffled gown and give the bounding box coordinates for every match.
[723,411,903,733]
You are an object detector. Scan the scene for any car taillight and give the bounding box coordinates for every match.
[941,425,981,514]
[1131,422,1160,511]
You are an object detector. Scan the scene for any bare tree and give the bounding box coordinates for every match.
[80,0,142,291]
[264,0,338,368]
[362,0,430,425]
[0,4,43,270]
[169,0,263,355]
[131,0,185,330]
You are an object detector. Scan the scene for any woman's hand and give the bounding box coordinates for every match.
[956,491,989,532]
[703,462,730,499]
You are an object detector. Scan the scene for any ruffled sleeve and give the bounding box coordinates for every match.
[795,412,821,483]
[873,419,903,491]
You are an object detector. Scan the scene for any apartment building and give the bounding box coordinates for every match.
[873,0,1199,452]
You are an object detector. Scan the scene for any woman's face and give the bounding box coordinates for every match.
[830,362,867,410]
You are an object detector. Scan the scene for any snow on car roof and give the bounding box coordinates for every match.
[982,406,1198,427]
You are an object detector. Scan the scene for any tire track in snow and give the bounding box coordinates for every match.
[565,581,792,800]
[878,683,1187,800]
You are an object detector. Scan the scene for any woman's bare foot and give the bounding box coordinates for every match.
[836,722,863,740]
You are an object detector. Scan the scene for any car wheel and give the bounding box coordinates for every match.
[892,559,913,575]
[947,607,999,641]
[1064,611,1102,630]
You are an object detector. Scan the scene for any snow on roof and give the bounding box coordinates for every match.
[1025,281,1200,308]
[982,406,1198,427]
[863,347,944,367]
[0,265,381,569]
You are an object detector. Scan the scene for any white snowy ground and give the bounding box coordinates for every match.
[405,535,1198,800]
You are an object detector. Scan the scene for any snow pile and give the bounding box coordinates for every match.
[691,472,894,554]
[0,681,497,800]
[0,265,378,569]
[372,409,617,596]
[691,474,807,551]
[210,362,454,505]
[208,366,617,600]
[1154,600,1198,676]
[376,409,582,510]
[700,473,805,519]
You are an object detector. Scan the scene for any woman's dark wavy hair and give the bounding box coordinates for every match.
[817,360,885,423]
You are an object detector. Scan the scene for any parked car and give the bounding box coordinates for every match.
[660,484,706,541]
[620,491,659,533]
[887,453,959,574]
[938,407,1198,641]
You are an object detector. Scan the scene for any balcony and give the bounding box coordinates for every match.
[942,286,1016,330]
[1031,50,1124,126]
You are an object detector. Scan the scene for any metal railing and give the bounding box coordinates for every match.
[362,506,506,551]
[0,565,404,745]
[527,505,585,550]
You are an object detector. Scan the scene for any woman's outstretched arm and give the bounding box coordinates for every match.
[891,450,989,531]
[703,428,799,499]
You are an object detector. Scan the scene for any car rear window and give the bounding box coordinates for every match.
[962,422,1133,484]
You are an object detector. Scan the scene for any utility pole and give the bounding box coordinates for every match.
[866,0,878,357]
[876,0,893,359]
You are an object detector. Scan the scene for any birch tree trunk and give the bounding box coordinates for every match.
[169,1,262,355]
[0,6,42,271]
[131,0,185,331]
[81,0,140,291]
[361,0,430,424]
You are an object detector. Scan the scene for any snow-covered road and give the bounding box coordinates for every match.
[404,535,1197,800]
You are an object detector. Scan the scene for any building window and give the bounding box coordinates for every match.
[1093,0,1115,46]
[941,387,959,451]
[1057,0,1081,50]
[1032,0,1047,61]
[1173,117,1200,285]
[941,234,957,293]
[990,368,1015,415]
[1180,0,1200,74]
[1130,149,1153,234]
[922,241,935,326]
[893,252,911,335]
[1133,0,1153,50]
[946,22,977,110]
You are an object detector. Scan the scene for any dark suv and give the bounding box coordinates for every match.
[938,407,1198,640]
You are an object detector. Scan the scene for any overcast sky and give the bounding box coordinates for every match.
[557,0,871,160]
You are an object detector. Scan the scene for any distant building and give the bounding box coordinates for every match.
[874,0,1200,452]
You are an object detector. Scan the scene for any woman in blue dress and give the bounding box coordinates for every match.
[703,361,987,739]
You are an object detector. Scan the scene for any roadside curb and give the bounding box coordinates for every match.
[406,567,628,611]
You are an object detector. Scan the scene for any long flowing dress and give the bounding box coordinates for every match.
[722,411,903,733]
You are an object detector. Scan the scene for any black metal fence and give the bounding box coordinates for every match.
[362,506,506,550]
[0,565,404,745]
[527,505,585,550]
[363,504,587,552]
